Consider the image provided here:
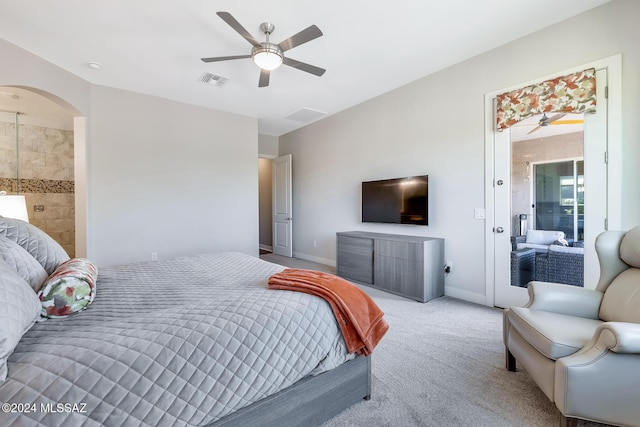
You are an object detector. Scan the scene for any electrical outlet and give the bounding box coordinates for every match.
[151,252,158,261]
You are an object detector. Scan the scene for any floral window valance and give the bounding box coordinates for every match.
[496,68,596,130]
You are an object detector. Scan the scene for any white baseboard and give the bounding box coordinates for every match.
[292,251,336,268]
[259,244,273,252]
[444,286,490,306]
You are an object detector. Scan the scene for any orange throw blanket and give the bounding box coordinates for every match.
[268,269,389,356]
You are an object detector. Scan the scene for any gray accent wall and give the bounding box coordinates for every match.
[278,0,640,303]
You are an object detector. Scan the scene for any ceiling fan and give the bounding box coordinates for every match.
[526,113,584,134]
[201,12,326,88]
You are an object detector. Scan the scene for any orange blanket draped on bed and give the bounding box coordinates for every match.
[268,268,389,356]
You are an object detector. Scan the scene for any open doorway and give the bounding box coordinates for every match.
[258,157,273,254]
[0,87,77,256]
[508,113,586,290]
[258,154,293,257]
[510,112,585,240]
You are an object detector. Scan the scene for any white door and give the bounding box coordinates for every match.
[492,67,609,308]
[272,154,293,257]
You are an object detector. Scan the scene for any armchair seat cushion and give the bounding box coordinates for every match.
[507,307,602,360]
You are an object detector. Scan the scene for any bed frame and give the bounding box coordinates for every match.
[211,355,371,427]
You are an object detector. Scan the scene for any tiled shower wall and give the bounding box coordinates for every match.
[0,120,75,257]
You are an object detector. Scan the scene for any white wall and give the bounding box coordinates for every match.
[89,85,259,265]
[0,38,261,267]
[258,134,279,158]
[279,0,640,302]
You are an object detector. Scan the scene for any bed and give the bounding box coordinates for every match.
[0,217,382,426]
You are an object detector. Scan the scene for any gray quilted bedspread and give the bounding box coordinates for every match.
[0,252,350,427]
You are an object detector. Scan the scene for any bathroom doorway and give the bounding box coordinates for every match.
[0,87,77,256]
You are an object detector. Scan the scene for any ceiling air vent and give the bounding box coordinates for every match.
[199,72,228,87]
[285,108,328,123]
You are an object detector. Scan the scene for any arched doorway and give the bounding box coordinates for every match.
[0,86,86,257]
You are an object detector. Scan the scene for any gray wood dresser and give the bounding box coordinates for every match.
[336,231,444,303]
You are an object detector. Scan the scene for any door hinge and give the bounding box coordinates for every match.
[605,86,609,99]
[605,218,608,230]
[604,151,608,164]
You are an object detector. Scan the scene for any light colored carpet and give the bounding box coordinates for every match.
[261,253,610,427]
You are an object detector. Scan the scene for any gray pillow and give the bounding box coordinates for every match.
[0,217,70,275]
[0,259,42,382]
[0,235,48,292]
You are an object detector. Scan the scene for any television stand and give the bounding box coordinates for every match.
[336,231,444,303]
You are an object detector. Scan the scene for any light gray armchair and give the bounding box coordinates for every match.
[503,226,640,427]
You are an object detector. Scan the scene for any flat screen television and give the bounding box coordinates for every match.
[361,175,429,225]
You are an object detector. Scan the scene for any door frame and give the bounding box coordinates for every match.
[483,54,622,307]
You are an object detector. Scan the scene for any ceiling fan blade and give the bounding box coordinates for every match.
[283,57,326,76]
[527,125,543,135]
[217,11,262,48]
[259,69,270,87]
[201,54,251,63]
[545,113,568,124]
[277,25,323,52]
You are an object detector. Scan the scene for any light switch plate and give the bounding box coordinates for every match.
[474,208,486,220]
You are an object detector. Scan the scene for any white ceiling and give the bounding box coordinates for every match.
[0,0,610,136]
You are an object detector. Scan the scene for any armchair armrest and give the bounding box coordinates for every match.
[524,281,603,319]
[555,322,640,424]
[591,322,640,354]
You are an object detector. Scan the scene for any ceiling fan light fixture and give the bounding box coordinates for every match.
[252,44,283,71]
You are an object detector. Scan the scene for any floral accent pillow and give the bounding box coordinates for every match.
[38,258,98,318]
